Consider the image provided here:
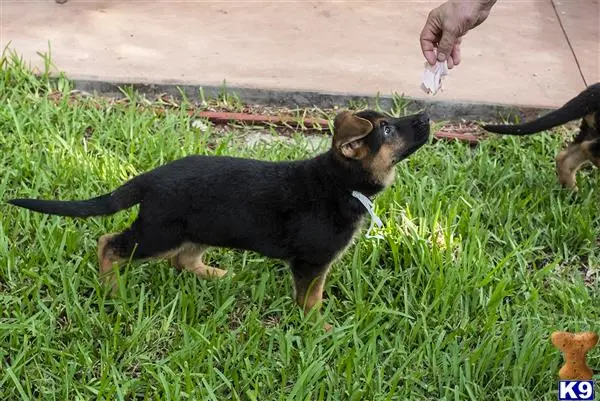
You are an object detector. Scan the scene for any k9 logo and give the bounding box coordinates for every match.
[558,381,595,400]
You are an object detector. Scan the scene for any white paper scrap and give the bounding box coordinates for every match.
[420,61,449,95]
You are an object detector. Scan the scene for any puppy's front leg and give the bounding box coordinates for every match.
[291,262,332,331]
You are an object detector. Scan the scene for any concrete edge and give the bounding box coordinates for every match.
[67,76,555,122]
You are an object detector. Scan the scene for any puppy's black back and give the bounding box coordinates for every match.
[131,153,367,263]
[9,152,369,265]
[483,82,600,135]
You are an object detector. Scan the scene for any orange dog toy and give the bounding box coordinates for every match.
[551,331,598,380]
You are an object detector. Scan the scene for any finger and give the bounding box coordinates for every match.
[436,30,458,62]
[423,48,437,65]
[420,26,439,65]
[451,43,462,66]
[446,55,454,69]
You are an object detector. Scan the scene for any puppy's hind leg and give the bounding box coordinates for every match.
[174,244,230,279]
[97,233,126,294]
[97,222,186,294]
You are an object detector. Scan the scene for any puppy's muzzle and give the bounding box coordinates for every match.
[413,112,431,140]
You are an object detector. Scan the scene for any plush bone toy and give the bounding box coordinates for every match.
[551,331,598,380]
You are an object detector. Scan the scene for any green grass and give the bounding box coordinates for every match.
[1,52,599,401]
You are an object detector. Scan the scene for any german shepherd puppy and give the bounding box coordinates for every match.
[8,110,430,330]
[482,82,600,190]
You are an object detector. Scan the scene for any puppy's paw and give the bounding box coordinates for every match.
[558,176,578,192]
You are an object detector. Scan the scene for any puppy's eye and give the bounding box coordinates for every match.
[383,126,392,135]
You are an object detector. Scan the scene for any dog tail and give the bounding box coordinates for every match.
[8,179,143,218]
[482,83,600,135]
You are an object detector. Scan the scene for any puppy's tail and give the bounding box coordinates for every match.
[8,179,143,218]
[482,82,600,135]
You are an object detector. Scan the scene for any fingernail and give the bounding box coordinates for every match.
[437,53,446,62]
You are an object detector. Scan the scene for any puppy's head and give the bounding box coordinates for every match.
[332,110,430,187]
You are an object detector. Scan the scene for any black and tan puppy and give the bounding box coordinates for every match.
[482,82,600,190]
[8,110,430,330]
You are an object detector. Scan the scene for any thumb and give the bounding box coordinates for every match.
[436,30,458,62]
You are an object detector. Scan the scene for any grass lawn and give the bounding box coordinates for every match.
[1,53,599,401]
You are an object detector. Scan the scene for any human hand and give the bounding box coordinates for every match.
[420,0,497,69]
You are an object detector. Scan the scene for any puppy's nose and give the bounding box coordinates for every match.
[413,112,430,127]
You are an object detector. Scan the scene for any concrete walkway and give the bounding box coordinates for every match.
[1,0,598,109]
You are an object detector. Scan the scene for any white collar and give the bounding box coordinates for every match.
[351,191,384,240]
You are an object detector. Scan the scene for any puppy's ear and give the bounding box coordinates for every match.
[333,111,373,159]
